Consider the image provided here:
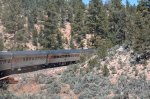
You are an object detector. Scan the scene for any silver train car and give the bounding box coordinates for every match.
[0,49,95,77]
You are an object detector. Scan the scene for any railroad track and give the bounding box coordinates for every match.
[0,64,70,85]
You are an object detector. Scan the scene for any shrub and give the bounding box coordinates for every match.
[73,82,83,94]
[110,67,116,74]
[0,91,17,99]
[0,36,4,51]
[46,81,61,94]
[50,94,61,99]
[102,65,109,76]
[88,58,98,70]
[0,81,8,90]
[80,54,86,63]
[78,88,96,99]
[35,73,55,84]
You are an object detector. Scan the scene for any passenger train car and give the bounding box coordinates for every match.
[0,49,95,78]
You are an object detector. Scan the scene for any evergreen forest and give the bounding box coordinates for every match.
[0,0,149,56]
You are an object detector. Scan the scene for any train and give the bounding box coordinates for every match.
[0,49,95,78]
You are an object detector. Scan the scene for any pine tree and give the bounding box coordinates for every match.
[85,0,108,48]
[71,0,85,35]
[86,0,106,36]
[102,65,109,76]
[108,0,126,45]
[69,0,85,48]
[0,35,4,51]
[1,0,24,34]
[39,1,63,50]
[1,0,28,50]
[132,0,150,55]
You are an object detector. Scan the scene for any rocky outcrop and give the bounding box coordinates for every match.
[100,45,150,82]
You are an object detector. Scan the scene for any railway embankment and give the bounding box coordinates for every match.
[0,46,150,99]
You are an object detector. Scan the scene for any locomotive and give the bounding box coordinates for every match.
[0,49,95,78]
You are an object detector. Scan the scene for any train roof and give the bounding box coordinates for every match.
[0,51,12,59]
[0,49,95,57]
[12,49,82,55]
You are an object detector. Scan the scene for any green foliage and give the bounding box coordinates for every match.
[102,65,109,76]
[38,1,64,50]
[46,81,61,94]
[80,54,86,63]
[35,73,55,84]
[96,39,113,58]
[88,58,98,70]
[32,29,38,46]
[108,0,126,45]
[131,1,150,54]
[1,0,24,34]
[0,0,149,56]
[0,37,4,51]
[85,0,108,41]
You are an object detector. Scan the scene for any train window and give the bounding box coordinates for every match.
[5,60,7,63]
[0,60,2,64]
[0,60,5,64]
[60,55,63,58]
[25,57,27,61]
[23,57,26,61]
[7,60,10,63]
[26,57,28,61]
[43,56,45,59]
[33,57,35,60]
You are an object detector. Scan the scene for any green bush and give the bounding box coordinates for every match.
[102,65,109,76]
[80,54,86,63]
[35,74,55,84]
[88,58,98,70]
[0,37,4,51]
[46,81,61,94]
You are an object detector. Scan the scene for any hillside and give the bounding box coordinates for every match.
[0,0,149,98]
[0,0,149,54]
[0,46,150,99]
